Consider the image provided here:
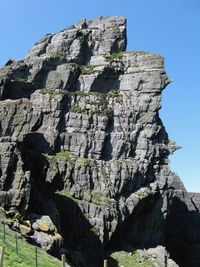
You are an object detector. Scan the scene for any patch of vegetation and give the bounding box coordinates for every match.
[69,91,90,97]
[90,91,105,97]
[95,107,113,116]
[126,50,150,55]
[108,90,120,97]
[69,62,80,67]
[104,51,150,62]
[134,191,145,198]
[103,90,123,104]
[78,157,92,167]
[55,151,77,162]
[70,96,113,116]
[42,153,57,164]
[104,52,125,62]
[89,226,100,235]
[43,151,92,168]
[95,93,108,106]
[43,151,77,164]
[113,26,120,34]
[69,90,117,116]
[91,193,110,205]
[133,189,150,199]
[81,65,98,75]
[71,90,119,99]
[69,105,88,114]
[89,93,114,116]
[109,250,153,267]
[0,224,64,267]
[83,213,91,220]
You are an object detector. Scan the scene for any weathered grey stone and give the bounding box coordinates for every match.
[0,16,199,267]
[138,246,179,267]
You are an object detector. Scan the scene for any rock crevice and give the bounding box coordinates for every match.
[0,16,198,267]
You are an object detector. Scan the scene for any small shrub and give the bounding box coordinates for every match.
[55,151,77,161]
[69,106,87,114]
[81,65,98,75]
[89,226,100,235]
[79,157,91,167]
[104,52,125,62]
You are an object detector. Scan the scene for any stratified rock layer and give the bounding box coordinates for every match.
[0,16,199,267]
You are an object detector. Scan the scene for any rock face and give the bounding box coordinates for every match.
[0,16,199,267]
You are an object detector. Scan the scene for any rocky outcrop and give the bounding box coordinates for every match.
[0,16,199,267]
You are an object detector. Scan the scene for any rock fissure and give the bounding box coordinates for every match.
[0,16,198,267]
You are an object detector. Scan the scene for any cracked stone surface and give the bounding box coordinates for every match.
[0,16,199,267]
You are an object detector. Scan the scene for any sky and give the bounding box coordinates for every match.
[0,0,199,192]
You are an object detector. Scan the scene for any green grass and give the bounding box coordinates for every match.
[81,65,99,75]
[56,190,111,206]
[125,50,150,55]
[69,105,88,114]
[77,92,114,116]
[89,226,100,235]
[55,151,77,160]
[104,52,125,62]
[104,51,150,62]
[43,151,92,168]
[0,224,65,267]
[73,90,123,113]
[43,151,77,164]
[78,157,92,167]
[91,193,110,205]
[109,250,153,267]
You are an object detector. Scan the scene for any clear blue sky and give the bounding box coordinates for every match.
[0,0,199,192]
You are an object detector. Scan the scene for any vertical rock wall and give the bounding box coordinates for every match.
[0,16,199,267]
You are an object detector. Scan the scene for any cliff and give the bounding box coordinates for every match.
[0,16,199,267]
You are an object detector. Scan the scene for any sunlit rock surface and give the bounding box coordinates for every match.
[0,16,199,267]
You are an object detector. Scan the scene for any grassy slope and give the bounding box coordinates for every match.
[0,224,65,267]
[109,250,153,267]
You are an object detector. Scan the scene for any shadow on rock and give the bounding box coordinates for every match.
[166,195,200,267]
[54,193,104,267]
[107,256,119,267]
[22,132,51,154]
[106,191,165,253]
